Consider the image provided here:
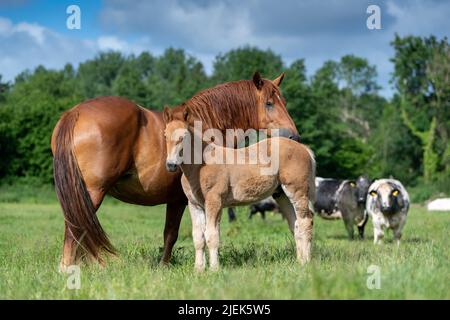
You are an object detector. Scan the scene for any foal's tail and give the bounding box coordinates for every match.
[53,111,115,262]
[304,146,316,212]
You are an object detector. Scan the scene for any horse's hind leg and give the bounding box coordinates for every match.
[60,188,106,272]
[274,192,296,234]
[281,185,313,264]
[60,223,79,272]
[161,202,186,264]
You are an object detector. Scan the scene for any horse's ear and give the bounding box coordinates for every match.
[183,107,189,122]
[163,106,172,123]
[252,71,264,90]
[272,72,285,87]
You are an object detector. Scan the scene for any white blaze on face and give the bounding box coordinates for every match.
[378,184,393,208]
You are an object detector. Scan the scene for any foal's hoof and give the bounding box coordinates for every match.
[194,265,206,273]
[209,265,220,272]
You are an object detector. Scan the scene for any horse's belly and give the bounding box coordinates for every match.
[108,167,185,206]
[230,175,278,204]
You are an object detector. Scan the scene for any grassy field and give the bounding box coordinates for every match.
[0,196,448,299]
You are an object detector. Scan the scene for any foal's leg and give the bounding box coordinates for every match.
[161,202,186,265]
[188,202,206,271]
[274,192,296,234]
[281,185,313,264]
[204,195,223,271]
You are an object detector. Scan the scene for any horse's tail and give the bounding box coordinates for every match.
[304,145,316,212]
[53,111,115,262]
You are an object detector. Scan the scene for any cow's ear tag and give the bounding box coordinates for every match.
[392,190,399,197]
[350,182,356,187]
[370,191,377,196]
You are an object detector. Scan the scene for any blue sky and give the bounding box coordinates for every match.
[0,0,449,97]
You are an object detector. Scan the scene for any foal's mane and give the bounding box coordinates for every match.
[183,79,279,131]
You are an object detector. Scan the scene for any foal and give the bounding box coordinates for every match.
[163,107,316,271]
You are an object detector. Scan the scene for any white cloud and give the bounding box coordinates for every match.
[1,0,449,98]
[0,17,158,82]
[97,35,128,51]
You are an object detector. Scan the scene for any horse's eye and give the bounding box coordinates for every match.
[266,101,274,108]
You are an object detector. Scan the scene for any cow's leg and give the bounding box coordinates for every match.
[358,212,369,240]
[161,202,186,265]
[282,185,313,264]
[373,226,384,244]
[393,228,402,246]
[204,195,223,271]
[343,217,355,240]
[59,188,106,272]
[248,207,256,219]
[261,210,266,220]
[188,202,206,272]
[274,192,296,234]
[227,207,237,222]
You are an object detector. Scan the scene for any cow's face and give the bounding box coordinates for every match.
[356,175,371,205]
[368,182,404,214]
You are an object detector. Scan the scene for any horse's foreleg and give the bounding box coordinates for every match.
[281,185,313,264]
[188,202,206,272]
[204,196,223,271]
[161,202,186,265]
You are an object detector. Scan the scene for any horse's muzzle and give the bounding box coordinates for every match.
[166,161,178,172]
[276,128,300,142]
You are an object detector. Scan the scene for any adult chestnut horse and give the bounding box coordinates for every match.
[51,72,299,269]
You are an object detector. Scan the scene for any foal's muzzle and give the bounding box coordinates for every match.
[166,161,178,172]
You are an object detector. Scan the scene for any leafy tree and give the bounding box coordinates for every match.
[145,48,208,109]
[391,35,450,181]
[76,51,126,98]
[112,52,156,106]
[0,75,9,102]
[212,46,284,83]
[0,65,81,182]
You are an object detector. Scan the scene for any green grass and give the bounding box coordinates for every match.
[0,198,448,299]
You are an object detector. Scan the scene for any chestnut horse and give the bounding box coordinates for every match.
[51,72,299,269]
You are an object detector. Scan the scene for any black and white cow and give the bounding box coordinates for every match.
[314,176,371,239]
[249,197,279,219]
[366,179,409,245]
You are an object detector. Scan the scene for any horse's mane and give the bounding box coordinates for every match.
[184,79,279,131]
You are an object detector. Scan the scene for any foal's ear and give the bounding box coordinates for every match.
[272,72,285,87]
[163,105,172,123]
[252,71,264,90]
[182,107,189,122]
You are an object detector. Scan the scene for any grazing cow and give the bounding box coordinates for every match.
[314,176,371,239]
[249,197,280,219]
[366,179,409,245]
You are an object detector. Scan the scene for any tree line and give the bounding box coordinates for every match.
[0,35,448,200]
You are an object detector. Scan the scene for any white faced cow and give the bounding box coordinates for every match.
[314,176,371,239]
[366,179,410,245]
